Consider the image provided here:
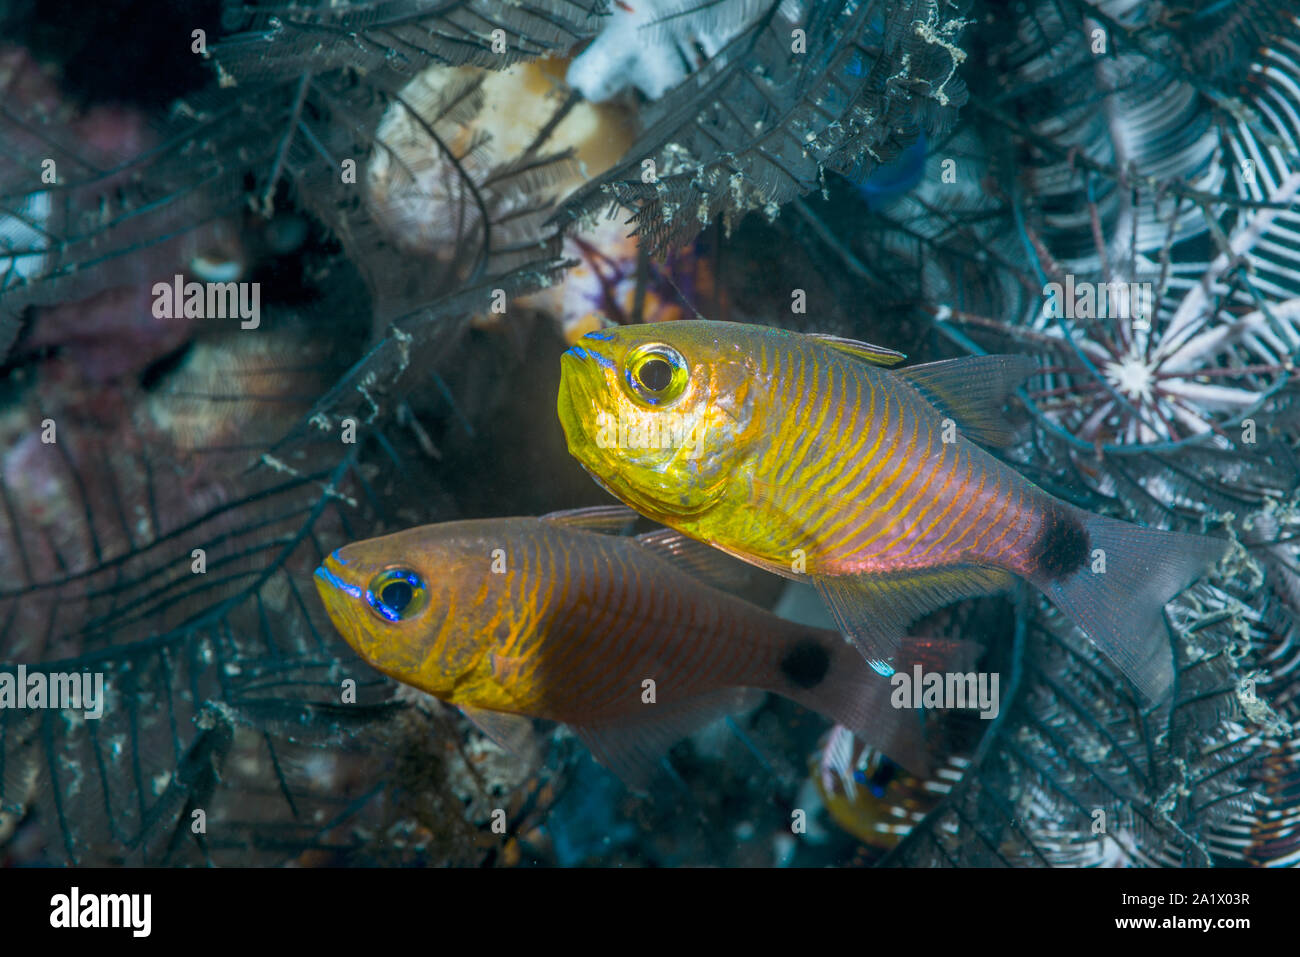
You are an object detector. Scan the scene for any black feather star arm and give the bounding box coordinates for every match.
[552,0,971,256]
[850,0,1300,868]
[1,1,604,358]
[211,0,608,81]
[0,297,524,864]
[0,52,587,869]
[932,0,1300,458]
[0,254,426,864]
[0,82,251,354]
[0,219,586,863]
[1202,566,1300,866]
[223,63,579,324]
[0,0,620,864]
[880,578,1267,868]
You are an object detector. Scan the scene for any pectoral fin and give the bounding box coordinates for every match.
[459,705,536,757]
[491,651,530,686]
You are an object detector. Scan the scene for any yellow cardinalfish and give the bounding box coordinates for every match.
[313,507,951,790]
[812,725,952,852]
[556,321,1228,701]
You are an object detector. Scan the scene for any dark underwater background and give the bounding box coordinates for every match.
[0,0,1297,867]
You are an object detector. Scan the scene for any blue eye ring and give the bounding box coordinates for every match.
[365,568,427,622]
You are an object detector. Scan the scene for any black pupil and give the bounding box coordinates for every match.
[638,357,674,392]
[382,580,414,613]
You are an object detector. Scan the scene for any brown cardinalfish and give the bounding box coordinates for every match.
[556,321,1228,701]
[313,507,972,790]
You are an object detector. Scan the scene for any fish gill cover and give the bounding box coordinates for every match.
[0,0,1295,868]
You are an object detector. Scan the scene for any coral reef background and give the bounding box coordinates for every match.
[1,0,1297,866]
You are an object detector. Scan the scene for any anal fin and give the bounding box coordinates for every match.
[900,637,985,674]
[814,566,1014,673]
[571,689,762,794]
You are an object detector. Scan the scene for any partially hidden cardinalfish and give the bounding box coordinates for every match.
[556,320,1228,701]
[314,508,973,789]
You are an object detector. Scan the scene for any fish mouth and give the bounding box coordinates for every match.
[557,350,604,453]
[315,554,363,602]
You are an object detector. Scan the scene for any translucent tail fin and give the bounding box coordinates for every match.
[774,634,982,775]
[1035,510,1227,702]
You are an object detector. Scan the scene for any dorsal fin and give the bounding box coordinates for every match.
[896,354,1038,448]
[805,333,907,367]
[539,504,639,534]
[633,528,753,592]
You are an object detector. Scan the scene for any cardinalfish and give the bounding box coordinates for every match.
[313,507,952,789]
[812,725,953,852]
[556,321,1228,701]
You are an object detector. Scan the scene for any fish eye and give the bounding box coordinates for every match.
[624,343,688,406]
[366,568,428,622]
[639,357,673,391]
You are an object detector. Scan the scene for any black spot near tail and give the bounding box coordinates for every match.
[1033,510,1090,580]
[781,640,830,689]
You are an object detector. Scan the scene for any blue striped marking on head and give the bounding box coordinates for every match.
[565,343,616,370]
[315,565,362,600]
[581,329,616,341]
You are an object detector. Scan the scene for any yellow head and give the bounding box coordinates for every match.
[556,321,762,523]
[313,523,503,703]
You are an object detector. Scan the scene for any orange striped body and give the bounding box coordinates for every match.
[315,517,838,725]
[432,519,804,722]
[702,336,1051,580]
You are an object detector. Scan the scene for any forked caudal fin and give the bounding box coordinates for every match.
[1031,509,1228,702]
